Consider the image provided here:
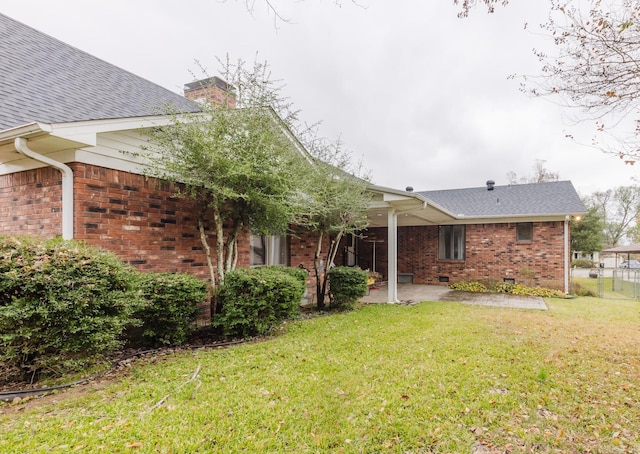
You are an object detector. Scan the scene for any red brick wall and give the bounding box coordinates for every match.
[70,163,250,277]
[0,167,62,237]
[0,164,251,279]
[360,222,566,289]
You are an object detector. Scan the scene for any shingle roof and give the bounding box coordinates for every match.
[418,181,586,217]
[0,13,200,131]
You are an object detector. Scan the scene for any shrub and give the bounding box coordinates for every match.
[509,284,565,298]
[572,259,595,269]
[494,282,516,293]
[215,267,305,337]
[259,265,309,284]
[327,266,368,311]
[0,236,142,381]
[449,280,566,298]
[449,281,489,293]
[131,272,207,347]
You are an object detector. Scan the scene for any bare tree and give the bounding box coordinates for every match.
[453,0,510,18]
[507,159,559,184]
[522,0,640,163]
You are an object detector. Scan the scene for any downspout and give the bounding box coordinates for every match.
[14,137,74,240]
[564,215,570,294]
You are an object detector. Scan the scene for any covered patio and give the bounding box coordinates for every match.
[363,184,457,304]
[360,282,548,310]
[362,182,579,301]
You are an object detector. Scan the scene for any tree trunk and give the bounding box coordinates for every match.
[224,223,241,273]
[324,232,343,307]
[198,216,216,315]
[212,207,226,286]
[231,236,238,270]
[313,230,325,309]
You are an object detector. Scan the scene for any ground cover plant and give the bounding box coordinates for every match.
[1,294,639,452]
[449,281,566,298]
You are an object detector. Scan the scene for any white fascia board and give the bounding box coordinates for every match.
[444,214,576,224]
[368,201,391,209]
[45,115,181,146]
[74,148,146,174]
[0,122,52,143]
[0,149,78,173]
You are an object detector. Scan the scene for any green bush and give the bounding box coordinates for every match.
[259,265,309,284]
[132,272,207,347]
[215,267,305,337]
[494,282,515,293]
[449,281,489,293]
[450,280,566,298]
[0,236,142,381]
[572,259,595,269]
[327,266,368,311]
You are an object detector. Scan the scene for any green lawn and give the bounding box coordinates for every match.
[2,294,639,453]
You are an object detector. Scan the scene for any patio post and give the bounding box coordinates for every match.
[387,208,398,303]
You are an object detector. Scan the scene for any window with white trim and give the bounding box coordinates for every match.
[438,225,465,260]
[250,235,289,266]
[516,223,533,242]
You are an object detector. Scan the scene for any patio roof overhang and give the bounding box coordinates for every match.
[366,184,457,227]
[364,184,575,300]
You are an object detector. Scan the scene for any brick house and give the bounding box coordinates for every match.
[360,181,585,301]
[0,13,585,304]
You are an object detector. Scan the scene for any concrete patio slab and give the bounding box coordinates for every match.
[360,283,547,310]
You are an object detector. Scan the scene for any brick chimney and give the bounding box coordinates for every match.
[183,76,236,108]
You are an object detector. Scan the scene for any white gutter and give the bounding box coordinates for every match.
[14,137,74,240]
[0,122,52,142]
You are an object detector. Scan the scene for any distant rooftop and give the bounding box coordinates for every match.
[0,13,200,131]
[419,180,586,217]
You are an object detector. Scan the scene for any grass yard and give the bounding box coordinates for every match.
[1,292,639,453]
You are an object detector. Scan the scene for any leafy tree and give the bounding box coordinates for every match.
[296,137,371,309]
[588,185,640,246]
[141,58,310,301]
[571,205,604,254]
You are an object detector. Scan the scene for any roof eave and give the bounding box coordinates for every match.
[453,211,587,223]
[0,122,52,143]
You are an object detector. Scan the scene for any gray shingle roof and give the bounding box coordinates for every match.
[0,13,200,131]
[418,181,586,217]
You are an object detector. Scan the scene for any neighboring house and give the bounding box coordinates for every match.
[0,13,586,304]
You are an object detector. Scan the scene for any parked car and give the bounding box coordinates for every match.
[620,260,640,269]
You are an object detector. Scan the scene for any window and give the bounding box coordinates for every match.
[250,235,289,266]
[516,223,533,242]
[438,225,465,260]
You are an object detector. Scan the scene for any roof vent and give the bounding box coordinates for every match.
[486,180,495,191]
[405,186,414,192]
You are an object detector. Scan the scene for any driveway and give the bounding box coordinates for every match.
[361,283,547,310]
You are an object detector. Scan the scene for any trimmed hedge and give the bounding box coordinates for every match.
[0,236,143,381]
[132,272,207,347]
[215,266,306,337]
[572,259,595,269]
[328,266,368,311]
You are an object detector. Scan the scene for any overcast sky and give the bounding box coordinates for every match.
[3,0,637,196]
